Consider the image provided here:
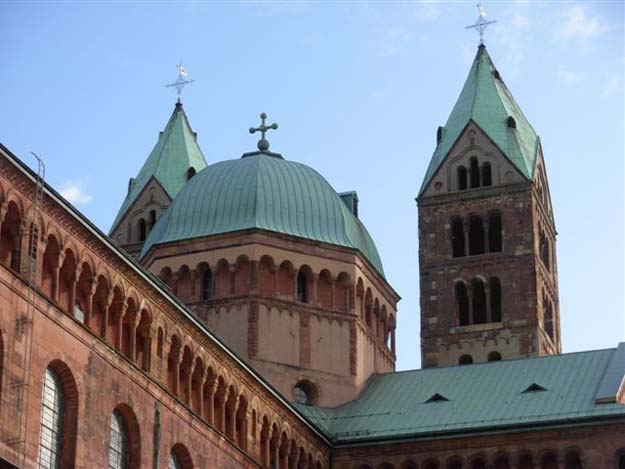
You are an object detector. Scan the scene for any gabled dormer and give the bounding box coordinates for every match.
[110,101,207,257]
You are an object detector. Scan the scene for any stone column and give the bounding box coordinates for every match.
[83,278,97,329]
[101,291,114,339]
[484,223,490,253]
[464,218,470,256]
[311,273,318,305]
[250,260,259,295]
[204,378,216,425]
[117,299,129,350]
[129,312,141,362]
[69,264,81,318]
[51,251,64,303]
[172,353,182,397]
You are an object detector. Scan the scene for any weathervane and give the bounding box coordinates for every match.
[166,64,195,102]
[465,4,496,45]
[249,113,278,152]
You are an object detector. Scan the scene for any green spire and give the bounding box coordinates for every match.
[110,102,208,232]
[420,45,540,194]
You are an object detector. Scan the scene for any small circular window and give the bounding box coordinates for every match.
[294,380,317,406]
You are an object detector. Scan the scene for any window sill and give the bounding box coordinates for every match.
[451,322,503,334]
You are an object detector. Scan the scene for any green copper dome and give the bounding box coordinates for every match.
[141,152,385,276]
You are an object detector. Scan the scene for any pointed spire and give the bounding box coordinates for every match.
[419,46,540,194]
[110,102,208,233]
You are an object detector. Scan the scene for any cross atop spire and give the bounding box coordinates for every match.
[465,3,496,45]
[166,64,195,103]
[249,113,278,152]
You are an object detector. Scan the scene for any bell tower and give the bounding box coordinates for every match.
[417,44,560,368]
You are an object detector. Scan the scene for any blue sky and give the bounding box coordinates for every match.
[1,1,623,371]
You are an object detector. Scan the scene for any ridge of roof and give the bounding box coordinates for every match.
[419,45,540,195]
[376,346,621,377]
[109,102,208,232]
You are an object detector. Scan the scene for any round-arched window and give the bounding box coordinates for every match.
[458,354,473,365]
[294,380,317,406]
[487,351,502,362]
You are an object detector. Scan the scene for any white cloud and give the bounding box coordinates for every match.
[58,179,92,205]
[414,2,440,23]
[554,5,609,44]
[557,70,584,85]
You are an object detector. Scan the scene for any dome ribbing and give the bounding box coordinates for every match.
[141,153,385,276]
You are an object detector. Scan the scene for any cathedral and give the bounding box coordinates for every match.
[0,41,623,469]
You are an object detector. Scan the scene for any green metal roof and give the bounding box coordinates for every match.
[110,102,208,232]
[419,45,540,194]
[140,152,385,276]
[298,346,625,443]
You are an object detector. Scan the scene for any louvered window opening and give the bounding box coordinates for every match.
[109,411,128,469]
[38,368,64,469]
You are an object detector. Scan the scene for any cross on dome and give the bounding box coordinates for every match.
[249,113,278,152]
[465,3,497,45]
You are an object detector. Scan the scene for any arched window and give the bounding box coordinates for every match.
[540,233,550,272]
[455,282,469,326]
[168,444,193,469]
[543,297,554,341]
[494,455,511,469]
[448,460,462,469]
[38,368,64,469]
[459,354,473,365]
[619,452,625,469]
[470,157,480,188]
[488,351,502,362]
[489,213,502,252]
[73,300,84,323]
[201,268,212,301]
[564,450,582,469]
[481,162,492,186]
[294,380,317,406]
[519,454,534,469]
[490,277,502,322]
[186,167,196,181]
[137,219,147,242]
[469,216,485,255]
[471,458,487,469]
[109,410,129,469]
[472,278,487,324]
[297,270,308,303]
[168,452,181,469]
[457,166,468,190]
[148,210,156,230]
[541,452,558,469]
[451,218,465,258]
[507,116,517,129]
